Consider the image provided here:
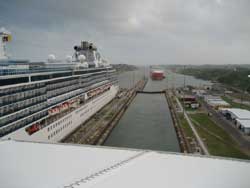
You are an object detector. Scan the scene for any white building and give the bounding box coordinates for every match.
[192,89,207,97]
[221,108,250,120]
[235,119,250,135]
[204,95,230,109]
[220,108,250,135]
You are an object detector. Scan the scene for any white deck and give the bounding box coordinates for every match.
[0,140,250,188]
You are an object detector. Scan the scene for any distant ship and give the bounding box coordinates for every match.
[0,29,119,142]
[150,68,165,80]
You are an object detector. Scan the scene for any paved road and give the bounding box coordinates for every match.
[175,97,209,155]
[201,100,250,152]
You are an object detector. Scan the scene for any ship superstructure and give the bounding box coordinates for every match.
[150,67,165,80]
[0,27,11,61]
[0,35,119,142]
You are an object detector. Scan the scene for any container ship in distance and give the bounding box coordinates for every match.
[150,69,165,80]
[0,30,119,142]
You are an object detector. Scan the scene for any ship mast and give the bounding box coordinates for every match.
[0,27,12,60]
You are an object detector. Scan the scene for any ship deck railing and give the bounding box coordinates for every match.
[0,66,113,77]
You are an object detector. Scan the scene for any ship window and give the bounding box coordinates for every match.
[0,77,29,87]
[51,72,72,79]
[31,75,50,81]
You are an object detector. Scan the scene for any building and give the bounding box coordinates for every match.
[180,95,199,109]
[225,90,233,94]
[220,108,250,120]
[220,108,250,135]
[235,119,250,135]
[192,89,207,97]
[0,140,250,188]
[181,95,196,102]
[203,84,212,90]
[204,95,230,109]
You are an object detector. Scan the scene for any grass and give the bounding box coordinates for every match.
[190,113,234,144]
[178,114,195,138]
[190,113,250,160]
[184,107,197,112]
[222,96,250,111]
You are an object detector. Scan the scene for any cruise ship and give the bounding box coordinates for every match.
[0,29,119,142]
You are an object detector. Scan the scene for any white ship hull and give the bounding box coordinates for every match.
[3,85,119,142]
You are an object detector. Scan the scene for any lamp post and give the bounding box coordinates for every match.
[241,75,250,107]
[166,70,168,90]
[183,65,186,116]
[172,69,176,91]
[246,75,250,102]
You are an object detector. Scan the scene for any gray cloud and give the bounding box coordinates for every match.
[0,0,250,64]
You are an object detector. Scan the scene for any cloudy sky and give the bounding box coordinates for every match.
[0,0,250,65]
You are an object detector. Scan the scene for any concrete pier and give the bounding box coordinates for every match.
[165,90,190,153]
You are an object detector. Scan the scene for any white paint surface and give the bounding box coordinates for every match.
[0,140,250,188]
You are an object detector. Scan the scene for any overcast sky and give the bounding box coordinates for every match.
[0,0,250,65]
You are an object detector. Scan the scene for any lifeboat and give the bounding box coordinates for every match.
[49,106,60,116]
[60,102,69,111]
[70,99,78,108]
[87,91,93,98]
[26,123,40,135]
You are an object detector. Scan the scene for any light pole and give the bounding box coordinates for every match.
[133,71,135,88]
[247,75,250,100]
[172,69,176,91]
[183,65,186,116]
[241,75,250,108]
[166,70,168,90]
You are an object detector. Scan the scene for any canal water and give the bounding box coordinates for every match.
[104,68,211,152]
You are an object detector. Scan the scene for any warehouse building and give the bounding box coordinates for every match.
[235,119,250,135]
[180,95,200,109]
[220,108,250,135]
[204,95,230,109]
